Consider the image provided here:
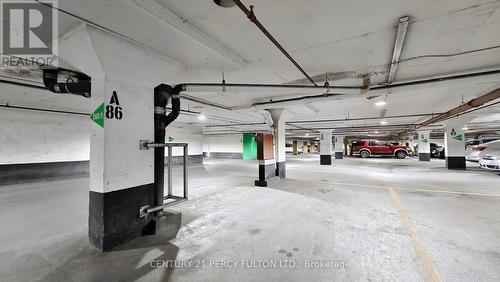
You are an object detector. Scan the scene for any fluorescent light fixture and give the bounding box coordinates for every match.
[388,16,410,84]
[375,101,387,107]
[305,133,309,136]
[380,120,388,125]
[198,114,206,121]
[462,127,469,131]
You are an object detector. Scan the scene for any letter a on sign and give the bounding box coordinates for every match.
[109,91,120,105]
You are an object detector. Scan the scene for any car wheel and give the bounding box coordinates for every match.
[360,151,370,158]
[396,151,407,159]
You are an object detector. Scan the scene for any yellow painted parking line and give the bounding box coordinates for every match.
[388,188,442,282]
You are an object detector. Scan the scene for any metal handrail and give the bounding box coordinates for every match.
[139,141,188,217]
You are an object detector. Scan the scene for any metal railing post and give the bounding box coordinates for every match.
[168,146,172,197]
[138,141,190,216]
[183,144,188,200]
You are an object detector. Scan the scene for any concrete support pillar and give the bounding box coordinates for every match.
[61,25,184,251]
[292,140,298,155]
[319,130,332,165]
[255,133,275,187]
[444,120,467,170]
[408,133,417,151]
[334,135,344,159]
[270,109,287,179]
[417,130,431,161]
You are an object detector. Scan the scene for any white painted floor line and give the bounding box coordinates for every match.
[290,178,500,198]
[415,188,500,198]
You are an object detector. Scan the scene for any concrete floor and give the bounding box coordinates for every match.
[1,155,500,281]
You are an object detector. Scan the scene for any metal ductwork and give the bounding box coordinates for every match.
[42,68,91,98]
[153,84,182,208]
[416,87,500,129]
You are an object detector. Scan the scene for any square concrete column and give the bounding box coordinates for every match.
[292,140,298,155]
[270,109,288,179]
[417,130,431,161]
[303,141,309,154]
[334,135,344,159]
[60,25,184,251]
[408,133,417,151]
[319,130,332,165]
[444,120,466,170]
[255,133,276,187]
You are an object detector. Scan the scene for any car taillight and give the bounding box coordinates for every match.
[473,146,486,152]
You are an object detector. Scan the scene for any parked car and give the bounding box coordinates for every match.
[466,140,500,162]
[351,140,410,159]
[465,137,499,149]
[430,143,445,159]
[413,143,443,158]
[478,141,500,171]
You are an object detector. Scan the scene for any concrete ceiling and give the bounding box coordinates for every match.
[1,0,500,137]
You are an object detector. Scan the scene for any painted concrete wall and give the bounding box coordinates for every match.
[165,127,203,156]
[0,108,90,164]
[0,108,204,165]
[203,135,243,153]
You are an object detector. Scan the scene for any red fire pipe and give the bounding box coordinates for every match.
[232,0,318,86]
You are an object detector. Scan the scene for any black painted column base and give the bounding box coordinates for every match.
[255,162,275,187]
[419,153,431,161]
[254,180,268,187]
[334,152,344,159]
[89,183,157,251]
[275,162,286,179]
[320,155,332,165]
[446,156,466,170]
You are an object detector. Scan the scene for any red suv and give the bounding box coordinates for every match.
[351,140,410,159]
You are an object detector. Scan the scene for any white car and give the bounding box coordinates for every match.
[466,140,500,162]
[479,142,500,171]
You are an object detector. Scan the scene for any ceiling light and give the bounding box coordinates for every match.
[462,127,469,131]
[375,101,387,107]
[198,114,206,121]
[305,133,309,136]
[380,120,388,125]
[213,0,236,7]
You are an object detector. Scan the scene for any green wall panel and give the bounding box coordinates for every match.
[242,133,257,160]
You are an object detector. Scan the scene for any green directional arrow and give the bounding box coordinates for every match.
[453,134,463,141]
[168,136,174,142]
[91,103,105,128]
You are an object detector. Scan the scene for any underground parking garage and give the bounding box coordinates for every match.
[1,0,500,281]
